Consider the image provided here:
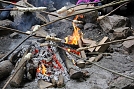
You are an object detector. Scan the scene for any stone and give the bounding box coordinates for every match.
[38,79,53,89]
[112,27,132,40]
[122,36,134,53]
[9,32,20,39]
[99,15,131,33]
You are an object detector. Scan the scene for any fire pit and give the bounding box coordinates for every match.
[1,0,134,89]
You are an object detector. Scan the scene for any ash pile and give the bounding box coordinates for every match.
[1,0,134,89]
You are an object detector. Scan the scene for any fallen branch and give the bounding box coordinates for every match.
[77,37,134,51]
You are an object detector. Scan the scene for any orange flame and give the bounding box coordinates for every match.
[65,15,83,45]
[41,63,47,75]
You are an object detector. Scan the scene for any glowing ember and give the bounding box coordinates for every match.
[65,15,83,45]
[64,47,80,55]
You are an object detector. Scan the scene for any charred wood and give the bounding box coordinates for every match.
[10,52,32,87]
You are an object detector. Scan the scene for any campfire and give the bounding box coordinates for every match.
[1,0,134,89]
[65,15,84,45]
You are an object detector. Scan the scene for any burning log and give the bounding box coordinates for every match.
[73,20,83,24]
[62,51,84,79]
[0,60,14,80]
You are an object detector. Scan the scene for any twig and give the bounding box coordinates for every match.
[97,2,129,21]
[58,46,134,80]
[77,37,134,51]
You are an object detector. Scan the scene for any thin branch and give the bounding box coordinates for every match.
[77,37,134,51]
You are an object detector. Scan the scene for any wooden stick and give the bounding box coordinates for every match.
[10,52,32,87]
[23,0,73,22]
[78,37,87,58]
[97,2,129,21]
[2,49,32,89]
[40,0,129,28]
[77,37,134,51]
[58,46,134,80]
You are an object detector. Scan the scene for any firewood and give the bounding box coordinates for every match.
[94,54,103,62]
[0,60,14,80]
[10,53,32,87]
[77,37,134,51]
[10,67,25,87]
[61,50,84,79]
[76,59,85,68]
[69,68,83,79]
[88,41,97,52]
[85,57,96,65]
[95,37,110,52]
[78,37,87,58]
